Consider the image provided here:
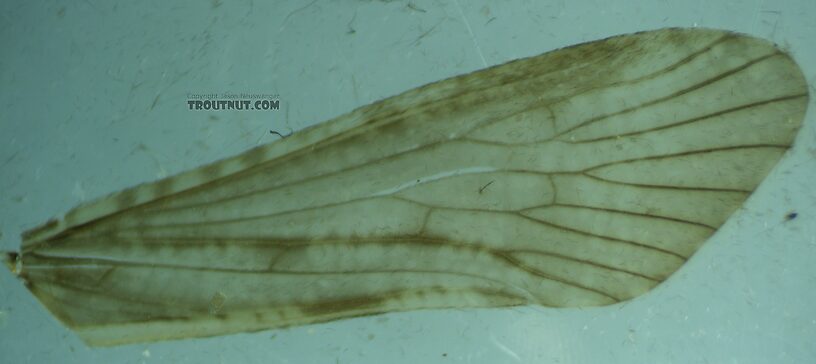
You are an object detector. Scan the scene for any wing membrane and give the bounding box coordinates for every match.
[9,28,808,346]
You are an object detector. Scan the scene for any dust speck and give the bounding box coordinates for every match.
[209,291,227,314]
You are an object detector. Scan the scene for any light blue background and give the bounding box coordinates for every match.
[1,1,814,363]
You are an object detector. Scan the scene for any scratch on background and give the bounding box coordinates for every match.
[453,0,487,67]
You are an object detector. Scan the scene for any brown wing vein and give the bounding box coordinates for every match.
[555,51,781,138]
[26,252,619,302]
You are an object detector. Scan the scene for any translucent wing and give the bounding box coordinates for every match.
[7,28,808,346]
